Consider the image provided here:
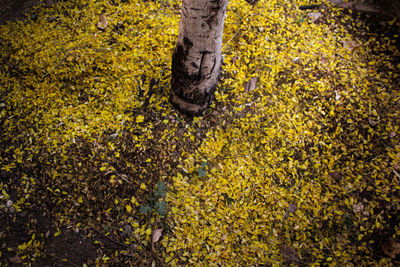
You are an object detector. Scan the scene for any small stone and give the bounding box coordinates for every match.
[353,202,364,213]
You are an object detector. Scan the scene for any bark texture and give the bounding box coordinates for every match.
[171,0,228,116]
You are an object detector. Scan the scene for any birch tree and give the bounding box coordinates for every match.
[170,0,229,115]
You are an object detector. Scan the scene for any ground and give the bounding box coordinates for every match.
[0,0,399,266]
[0,1,168,265]
[0,0,41,24]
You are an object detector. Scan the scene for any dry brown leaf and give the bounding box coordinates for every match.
[382,238,400,258]
[243,77,258,92]
[9,256,23,264]
[368,118,379,126]
[342,40,362,53]
[152,228,163,243]
[97,14,108,30]
[308,12,322,22]
[151,228,163,252]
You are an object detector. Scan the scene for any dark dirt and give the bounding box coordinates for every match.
[0,170,111,266]
[0,1,112,265]
[0,0,41,24]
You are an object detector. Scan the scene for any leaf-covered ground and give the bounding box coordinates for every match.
[0,0,399,265]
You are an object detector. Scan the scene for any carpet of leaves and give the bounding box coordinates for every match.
[0,0,399,265]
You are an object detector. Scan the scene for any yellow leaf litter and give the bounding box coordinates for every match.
[166,0,400,265]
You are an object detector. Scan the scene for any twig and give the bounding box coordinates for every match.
[104,171,133,184]
[393,170,400,179]
[129,231,165,266]
[42,49,73,79]
[93,226,165,266]
[42,252,80,267]
[117,173,132,184]
[223,28,242,51]
[308,212,338,263]
[92,228,128,248]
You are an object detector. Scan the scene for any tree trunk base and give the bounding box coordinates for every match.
[170,90,212,116]
[170,0,228,116]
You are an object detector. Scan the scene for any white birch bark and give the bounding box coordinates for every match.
[171,0,228,115]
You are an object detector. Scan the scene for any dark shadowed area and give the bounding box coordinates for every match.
[0,0,42,24]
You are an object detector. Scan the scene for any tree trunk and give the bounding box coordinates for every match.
[171,0,228,116]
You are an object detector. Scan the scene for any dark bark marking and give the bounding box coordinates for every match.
[198,51,212,77]
[173,44,186,62]
[181,6,188,17]
[172,44,203,97]
[172,44,189,95]
[171,53,221,116]
[198,53,205,77]
[206,16,215,29]
[191,62,199,68]
[209,56,216,76]
[183,36,193,48]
